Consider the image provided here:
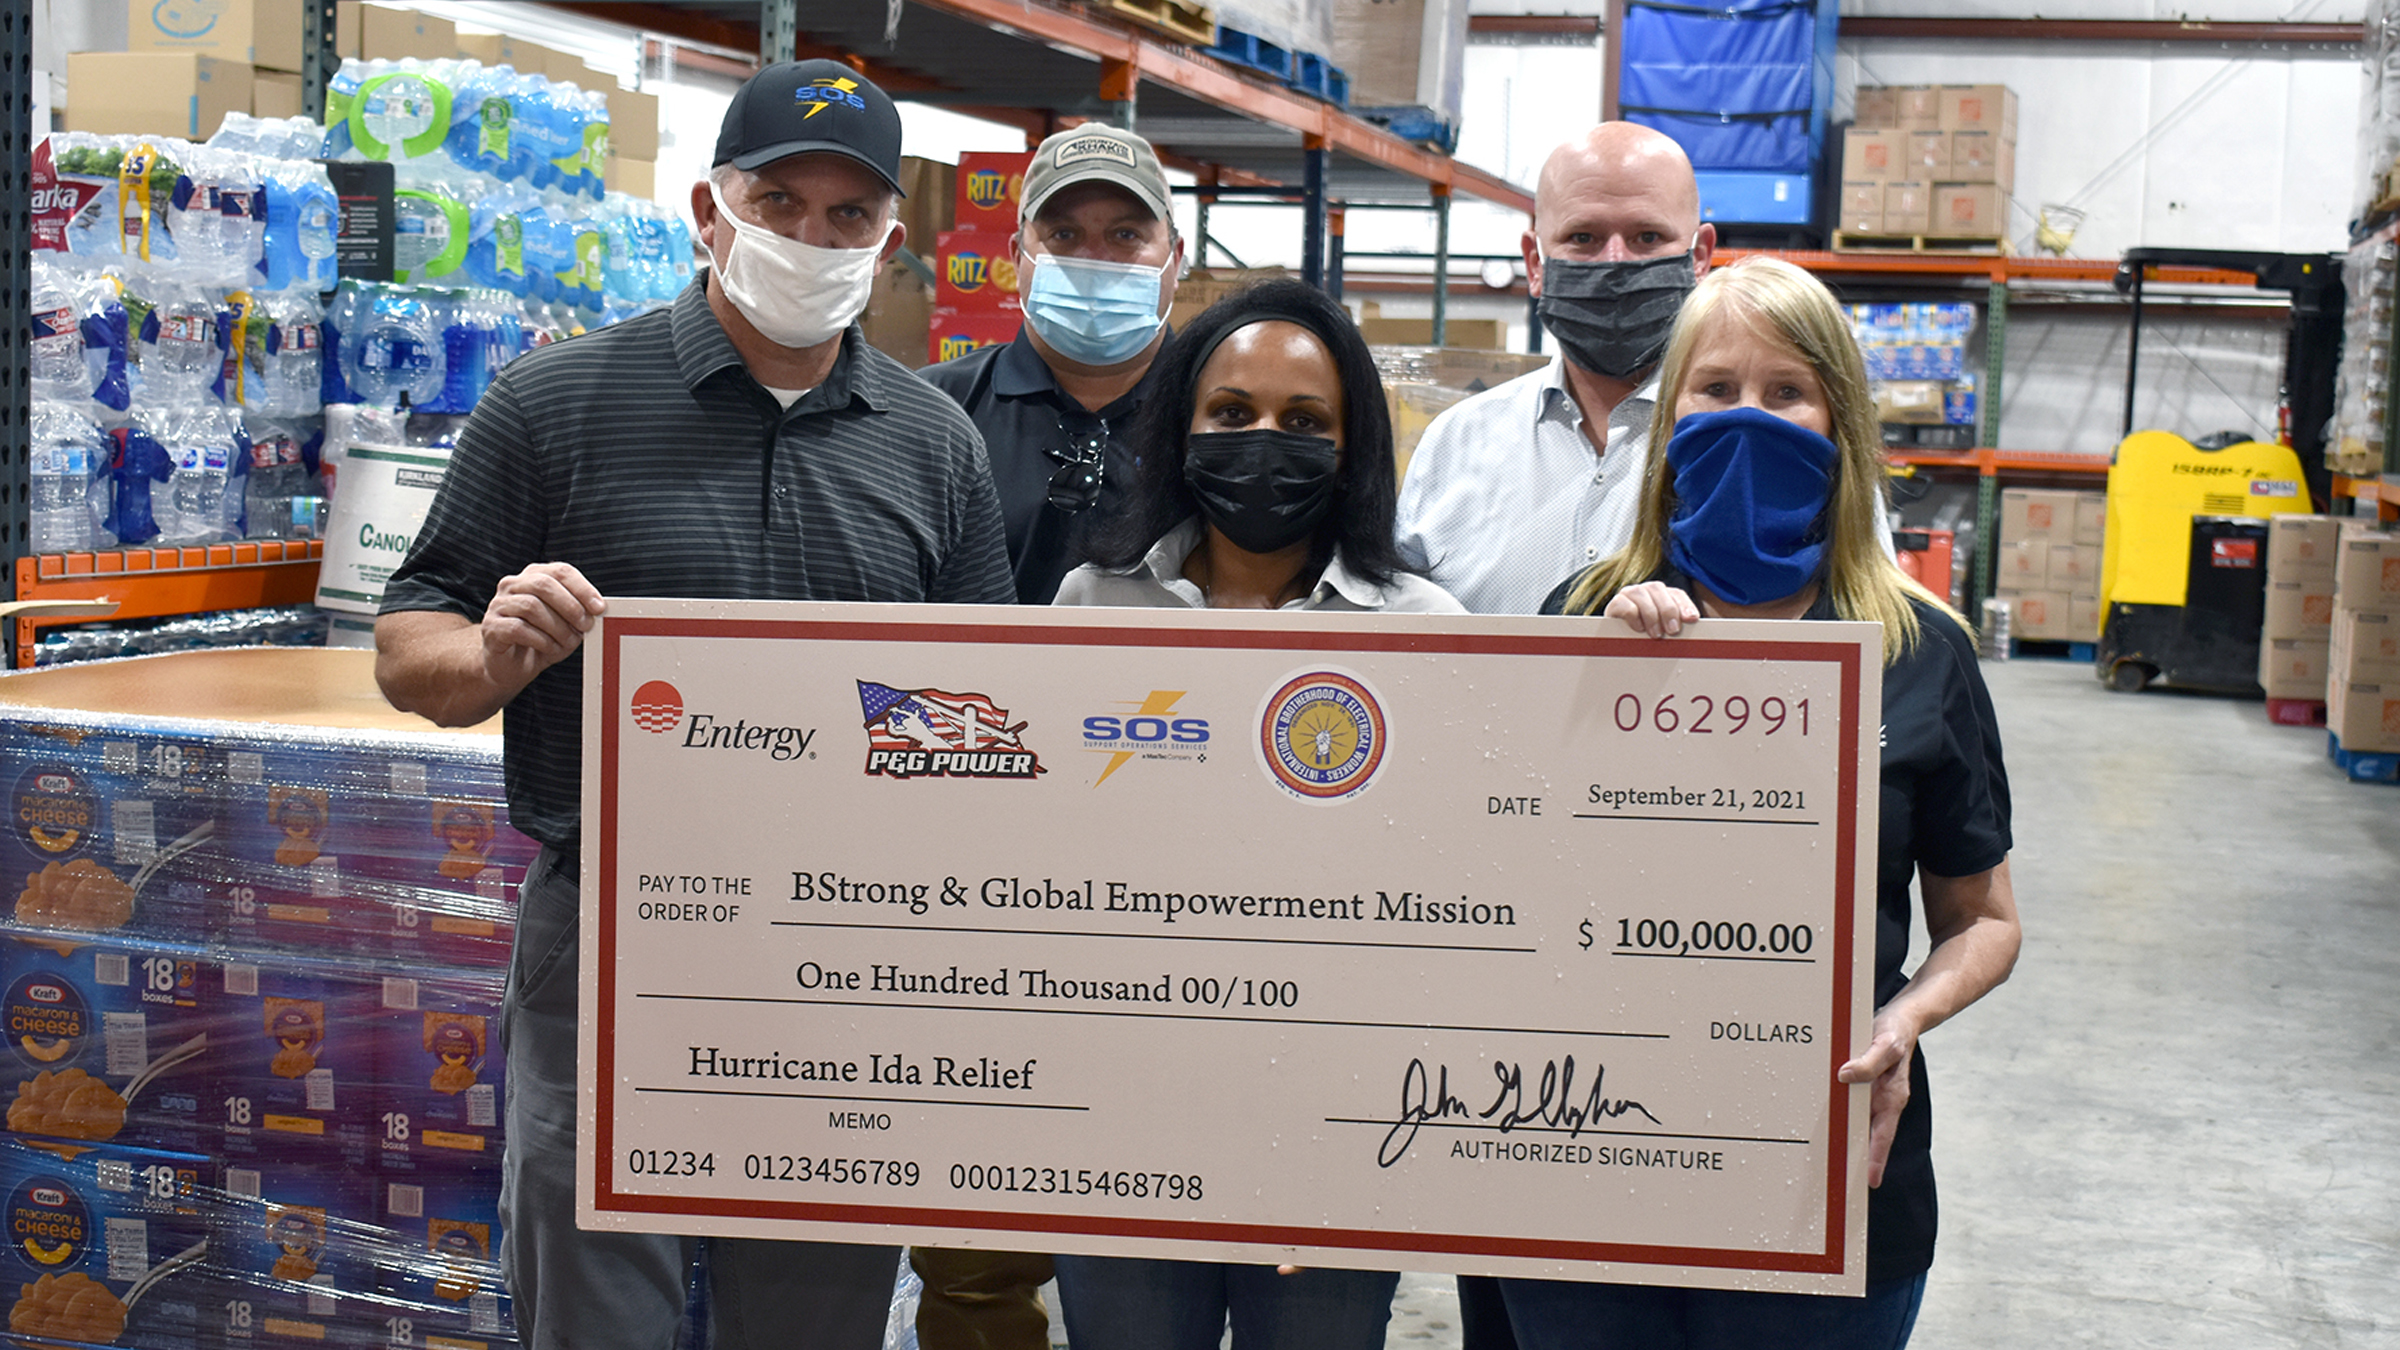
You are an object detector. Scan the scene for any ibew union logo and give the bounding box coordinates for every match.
[1257,670,1387,802]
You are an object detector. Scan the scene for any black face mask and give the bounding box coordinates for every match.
[1536,252,1697,379]
[1183,429,1341,556]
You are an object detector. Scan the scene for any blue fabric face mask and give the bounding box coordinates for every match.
[1664,406,1841,607]
[1022,253,1166,366]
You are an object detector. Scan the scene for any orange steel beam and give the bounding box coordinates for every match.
[1719,248,2266,288]
[906,0,1532,212]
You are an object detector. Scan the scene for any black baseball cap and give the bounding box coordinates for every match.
[714,59,906,194]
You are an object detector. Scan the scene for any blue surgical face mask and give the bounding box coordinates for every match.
[1022,253,1166,366]
[1664,406,1841,607]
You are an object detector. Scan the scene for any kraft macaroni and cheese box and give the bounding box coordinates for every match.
[213,962,371,1168]
[208,733,529,971]
[371,974,503,1175]
[0,715,218,947]
[374,1171,514,1347]
[212,1161,380,1348]
[0,1136,210,1350]
[0,934,210,1153]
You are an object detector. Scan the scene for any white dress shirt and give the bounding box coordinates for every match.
[1394,358,1656,616]
[1054,517,1467,613]
[1394,357,1899,616]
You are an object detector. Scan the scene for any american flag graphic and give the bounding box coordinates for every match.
[857,681,1030,755]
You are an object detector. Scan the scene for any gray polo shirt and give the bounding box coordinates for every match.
[381,278,1014,849]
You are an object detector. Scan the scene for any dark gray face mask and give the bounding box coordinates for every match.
[1536,252,1697,380]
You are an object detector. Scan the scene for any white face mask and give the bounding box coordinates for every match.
[708,179,890,350]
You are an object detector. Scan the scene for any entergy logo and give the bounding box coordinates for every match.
[630,681,684,734]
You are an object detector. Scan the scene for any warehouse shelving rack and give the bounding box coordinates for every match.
[2,0,1533,665]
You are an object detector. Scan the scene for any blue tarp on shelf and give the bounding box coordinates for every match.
[1619,0,1832,175]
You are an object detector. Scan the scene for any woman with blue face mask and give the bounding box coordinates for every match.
[1045,279,1456,1350]
[1056,279,1461,619]
[1521,257,2022,1350]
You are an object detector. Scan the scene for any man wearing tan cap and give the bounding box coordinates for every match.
[920,123,1184,605]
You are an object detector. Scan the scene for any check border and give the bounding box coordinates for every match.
[588,612,1866,1276]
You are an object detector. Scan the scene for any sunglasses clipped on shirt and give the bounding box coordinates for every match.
[1046,425,1110,513]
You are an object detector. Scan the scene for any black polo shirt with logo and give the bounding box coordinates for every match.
[1544,566,2012,1283]
[918,325,1166,605]
[381,279,1015,850]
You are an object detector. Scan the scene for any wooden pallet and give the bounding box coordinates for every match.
[1104,0,1213,44]
[1833,232,2010,255]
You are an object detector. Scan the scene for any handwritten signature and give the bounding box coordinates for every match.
[1376,1055,1662,1167]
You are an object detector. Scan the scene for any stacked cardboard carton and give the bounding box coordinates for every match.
[929,152,1032,364]
[2328,522,2400,753]
[1840,84,2016,241]
[1995,488,2105,642]
[1848,303,1977,437]
[2258,516,2339,702]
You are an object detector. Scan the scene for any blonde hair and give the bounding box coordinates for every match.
[1560,256,1966,663]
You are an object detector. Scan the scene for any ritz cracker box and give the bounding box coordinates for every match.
[372,973,504,1174]
[206,730,530,970]
[1,936,211,1154]
[213,1160,381,1348]
[213,961,373,1168]
[1,713,220,948]
[0,1136,211,1350]
[376,1169,513,1347]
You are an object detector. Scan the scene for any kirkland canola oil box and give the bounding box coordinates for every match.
[0,1135,210,1350]
[0,933,210,1154]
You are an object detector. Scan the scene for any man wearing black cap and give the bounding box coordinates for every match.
[919,123,1184,605]
[376,60,1012,1348]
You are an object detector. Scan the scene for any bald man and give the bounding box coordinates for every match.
[1393,123,1716,615]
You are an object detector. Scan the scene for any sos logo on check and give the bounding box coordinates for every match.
[1081,692,1208,785]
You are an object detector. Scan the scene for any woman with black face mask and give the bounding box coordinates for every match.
[1058,279,1462,619]
[1047,280,1454,1349]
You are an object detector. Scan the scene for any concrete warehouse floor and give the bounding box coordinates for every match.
[1008,657,2400,1348]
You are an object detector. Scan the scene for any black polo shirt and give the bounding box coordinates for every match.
[1545,567,2012,1282]
[917,326,1166,605]
[381,278,1014,849]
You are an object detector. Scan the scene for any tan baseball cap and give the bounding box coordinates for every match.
[1020,125,1173,225]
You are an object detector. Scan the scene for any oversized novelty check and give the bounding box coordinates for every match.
[576,600,1882,1294]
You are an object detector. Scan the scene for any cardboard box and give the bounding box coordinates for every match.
[2266,514,2340,582]
[1948,131,2017,190]
[128,0,305,71]
[2073,491,2108,545]
[0,1138,210,1350]
[215,961,374,1167]
[63,52,253,140]
[2001,488,2079,541]
[604,155,655,197]
[928,306,1021,365]
[1839,181,1883,234]
[213,1161,380,1344]
[1332,0,1470,120]
[935,229,1022,313]
[2333,608,2400,681]
[1853,86,1897,130]
[2258,638,2328,699]
[337,2,456,62]
[1904,130,1951,179]
[2001,589,2073,640]
[1937,83,2017,137]
[1999,539,2051,586]
[378,1171,512,1343]
[1875,379,1946,425]
[2329,679,2400,752]
[1167,266,1290,334]
[607,85,660,159]
[2263,580,2337,640]
[1929,184,2007,238]
[549,52,606,90]
[862,258,936,370]
[253,69,305,119]
[0,936,212,1153]
[454,29,558,73]
[2045,542,2096,594]
[1358,314,1505,349]
[373,975,505,1174]
[1882,180,1930,234]
[956,151,1035,232]
[1895,85,1940,129]
[897,156,958,252]
[1842,129,1904,180]
[2334,524,2400,610]
[2069,592,2101,641]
